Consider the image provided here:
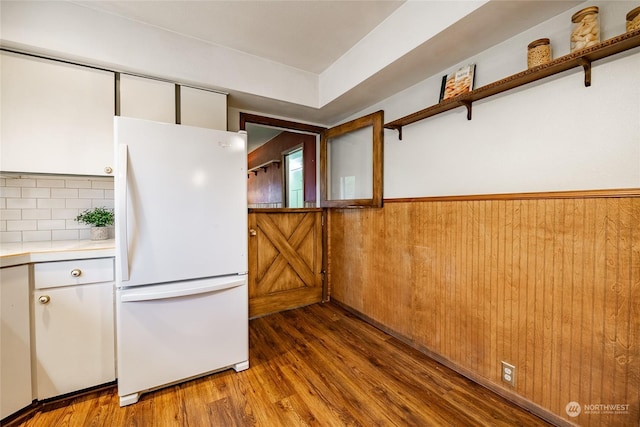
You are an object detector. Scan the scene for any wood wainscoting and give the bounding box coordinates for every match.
[248,209,324,318]
[327,190,639,427]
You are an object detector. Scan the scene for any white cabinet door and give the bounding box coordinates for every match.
[33,282,115,400]
[0,265,32,419]
[0,51,115,176]
[119,74,175,123]
[180,86,227,130]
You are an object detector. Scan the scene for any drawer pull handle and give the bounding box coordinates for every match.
[70,269,82,277]
[38,295,51,304]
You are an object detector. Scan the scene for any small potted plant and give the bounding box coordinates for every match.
[75,207,114,240]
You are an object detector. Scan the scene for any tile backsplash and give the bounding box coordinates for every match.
[0,173,115,243]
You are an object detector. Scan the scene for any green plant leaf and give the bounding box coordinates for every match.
[74,207,114,227]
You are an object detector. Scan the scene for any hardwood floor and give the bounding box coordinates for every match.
[18,303,551,426]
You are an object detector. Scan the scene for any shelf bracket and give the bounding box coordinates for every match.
[577,58,592,87]
[460,100,473,120]
[392,126,403,141]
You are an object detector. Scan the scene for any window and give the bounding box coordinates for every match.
[284,148,303,208]
[320,111,383,208]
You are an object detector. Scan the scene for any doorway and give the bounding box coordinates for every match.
[284,147,303,208]
[243,114,324,209]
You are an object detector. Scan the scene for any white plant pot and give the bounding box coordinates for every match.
[90,227,109,241]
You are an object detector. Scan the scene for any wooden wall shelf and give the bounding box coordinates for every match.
[248,159,280,176]
[385,30,640,140]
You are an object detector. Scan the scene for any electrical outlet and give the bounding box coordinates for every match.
[501,361,516,387]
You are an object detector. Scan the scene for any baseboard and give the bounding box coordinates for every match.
[1,381,116,427]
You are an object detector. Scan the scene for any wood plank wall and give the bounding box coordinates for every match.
[327,192,639,427]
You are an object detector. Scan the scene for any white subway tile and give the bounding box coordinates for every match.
[22,209,51,220]
[78,228,91,240]
[22,187,51,198]
[38,199,66,209]
[23,230,51,242]
[7,198,36,209]
[52,229,79,241]
[51,188,78,198]
[37,178,65,188]
[7,220,37,231]
[79,189,104,199]
[38,219,66,230]
[0,231,22,243]
[66,219,89,229]
[0,173,115,243]
[52,208,78,220]
[66,199,92,209]
[0,187,21,198]
[92,179,115,189]
[0,209,21,220]
[5,178,36,188]
[93,199,114,209]
[65,179,92,189]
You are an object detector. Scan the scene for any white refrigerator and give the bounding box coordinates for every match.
[114,117,249,407]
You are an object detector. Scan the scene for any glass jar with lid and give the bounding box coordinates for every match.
[570,6,599,53]
[627,6,640,32]
[527,38,551,68]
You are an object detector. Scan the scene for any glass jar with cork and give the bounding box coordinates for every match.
[627,6,640,32]
[570,6,600,53]
[527,38,551,68]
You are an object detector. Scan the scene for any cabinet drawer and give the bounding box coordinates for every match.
[34,258,114,289]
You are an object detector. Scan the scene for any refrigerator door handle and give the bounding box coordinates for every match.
[117,144,130,281]
[120,277,246,303]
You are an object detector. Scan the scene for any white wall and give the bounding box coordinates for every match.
[346,1,640,198]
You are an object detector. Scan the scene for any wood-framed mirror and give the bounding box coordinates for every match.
[240,113,325,209]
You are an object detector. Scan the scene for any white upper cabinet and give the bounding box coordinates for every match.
[180,86,227,130]
[0,51,115,176]
[119,74,175,123]
[0,52,228,177]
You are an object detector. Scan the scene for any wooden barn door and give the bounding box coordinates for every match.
[248,209,324,318]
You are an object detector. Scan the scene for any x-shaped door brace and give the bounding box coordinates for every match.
[256,213,317,290]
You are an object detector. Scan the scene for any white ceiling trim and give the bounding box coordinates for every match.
[319,0,488,106]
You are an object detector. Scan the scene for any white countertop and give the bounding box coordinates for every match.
[1,240,115,268]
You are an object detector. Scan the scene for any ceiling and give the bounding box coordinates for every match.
[245,124,285,152]
[75,0,405,75]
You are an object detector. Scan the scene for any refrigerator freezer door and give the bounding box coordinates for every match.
[116,275,249,406]
[114,117,247,287]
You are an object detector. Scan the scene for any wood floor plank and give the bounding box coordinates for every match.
[274,394,323,427]
[15,303,551,427]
